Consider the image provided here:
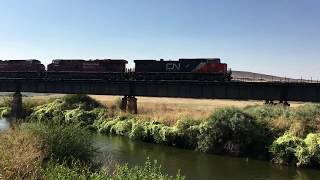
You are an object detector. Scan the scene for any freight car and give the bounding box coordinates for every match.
[133,58,231,81]
[0,59,45,78]
[47,59,128,80]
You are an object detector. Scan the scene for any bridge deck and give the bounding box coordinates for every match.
[0,78,319,102]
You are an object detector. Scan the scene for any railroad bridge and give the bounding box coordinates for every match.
[1,78,320,119]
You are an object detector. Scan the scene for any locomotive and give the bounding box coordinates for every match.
[134,58,231,81]
[47,59,127,79]
[0,58,231,81]
[0,59,45,78]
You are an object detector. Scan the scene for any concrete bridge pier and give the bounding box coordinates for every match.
[127,96,137,114]
[120,96,128,112]
[11,92,23,120]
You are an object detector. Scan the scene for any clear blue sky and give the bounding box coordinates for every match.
[0,0,319,79]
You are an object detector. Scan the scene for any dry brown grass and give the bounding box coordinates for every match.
[0,128,44,180]
[269,116,293,133]
[89,95,265,125]
[89,95,307,125]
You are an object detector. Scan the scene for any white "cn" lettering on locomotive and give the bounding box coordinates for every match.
[166,63,180,71]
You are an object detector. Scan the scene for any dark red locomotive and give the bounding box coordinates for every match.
[134,58,231,81]
[0,59,45,78]
[47,59,128,79]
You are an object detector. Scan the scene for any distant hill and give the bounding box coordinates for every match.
[232,71,313,83]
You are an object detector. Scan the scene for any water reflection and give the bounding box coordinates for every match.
[0,118,10,131]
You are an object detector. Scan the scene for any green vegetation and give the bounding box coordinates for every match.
[270,133,320,167]
[28,94,107,127]
[0,97,12,118]
[2,94,320,170]
[44,158,183,180]
[197,108,271,157]
[25,122,96,164]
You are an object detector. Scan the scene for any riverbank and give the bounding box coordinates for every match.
[0,122,184,179]
[1,119,320,180]
[1,94,320,175]
[0,95,184,179]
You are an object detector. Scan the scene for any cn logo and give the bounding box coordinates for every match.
[166,63,180,71]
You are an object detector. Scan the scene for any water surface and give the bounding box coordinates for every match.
[0,118,9,131]
[94,134,320,180]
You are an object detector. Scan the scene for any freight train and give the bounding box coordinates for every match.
[0,58,231,81]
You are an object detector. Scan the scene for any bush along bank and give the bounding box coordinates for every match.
[27,95,107,128]
[94,108,273,159]
[94,105,320,168]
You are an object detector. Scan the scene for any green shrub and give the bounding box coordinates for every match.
[97,117,121,134]
[110,120,133,136]
[304,133,320,162]
[28,99,65,123]
[269,133,305,165]
[197,107,270,157]
[24,122,96,164]
[129,120,147,140]
[175,118,200,130]
[44,158,184,180]
[65,107,106,126]
[244,104,292,122]
[158,126,179,146]
[62,94,103,110]
[129,121,174,144]
[0,97,12,118]
[172,118,200,148]
[113,158,185,180]
[28,95,107,126]
[0,106,11,118]
[270,132,320,167]
[22,98,48,117]
[44,160,89,180]
[296,133,320,167]
[146,122,165,143]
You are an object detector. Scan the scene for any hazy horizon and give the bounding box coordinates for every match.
[0,0,319,79]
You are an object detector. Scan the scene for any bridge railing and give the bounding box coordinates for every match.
[232,77,319,83]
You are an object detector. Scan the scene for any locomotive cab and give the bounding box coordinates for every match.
[134,58,230,81]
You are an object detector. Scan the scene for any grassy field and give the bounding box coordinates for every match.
[89,95,306,125]
[90,95,262,124]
